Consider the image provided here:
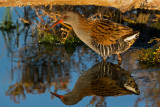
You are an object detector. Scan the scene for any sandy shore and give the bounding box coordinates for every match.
[0,0,160,12]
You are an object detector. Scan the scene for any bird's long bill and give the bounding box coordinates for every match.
[52,19,64,27]
[50,92,64,99]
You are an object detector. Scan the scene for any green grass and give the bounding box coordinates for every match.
[152,19,160,30]
[139,46,160,65]
[38,31,61,44]
[38,29,83,53]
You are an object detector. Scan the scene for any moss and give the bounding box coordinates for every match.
[152,19,160,30]
[0,7,16,31]
[64,35,83,53]
[38,29,83,53]
[139,46,160,65]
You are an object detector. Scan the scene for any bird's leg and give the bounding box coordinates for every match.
[117,54,122,66]
[103,57,107,62]
[117,54,121,61]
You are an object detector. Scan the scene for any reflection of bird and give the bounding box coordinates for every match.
[52,11,139,60]
[50,61,140,105]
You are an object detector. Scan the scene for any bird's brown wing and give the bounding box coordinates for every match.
[90,19,133,46]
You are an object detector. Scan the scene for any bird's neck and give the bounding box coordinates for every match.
[64,91,84,105]
[65,79,93,101]
[68,14,103,56]
[70,13,92,29]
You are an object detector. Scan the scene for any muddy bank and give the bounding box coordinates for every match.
[0,0,160,12]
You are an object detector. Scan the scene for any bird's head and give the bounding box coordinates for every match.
[123,77,140,95]
[52,11,80,26]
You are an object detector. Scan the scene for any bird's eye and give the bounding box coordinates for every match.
[63,16,68,19]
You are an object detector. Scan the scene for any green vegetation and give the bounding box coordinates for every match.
[64,35,83,53]
[38,30,61,45]
[139,45,160,65]
[0,7,19,56]
[0,7,16,30]
[38,29,83,53]
[152,19,160,30]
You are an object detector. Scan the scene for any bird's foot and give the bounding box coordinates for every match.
[117,54,122,66]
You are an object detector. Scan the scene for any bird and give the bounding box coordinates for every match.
[50,61,140,105]
[52,11,140,61]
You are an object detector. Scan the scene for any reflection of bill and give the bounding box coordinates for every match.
[51,61,140,105]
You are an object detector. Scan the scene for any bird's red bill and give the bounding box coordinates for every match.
[52,19,64,27]
[50,92,64,99]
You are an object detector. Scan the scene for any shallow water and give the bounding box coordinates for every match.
[0,6,160,107]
